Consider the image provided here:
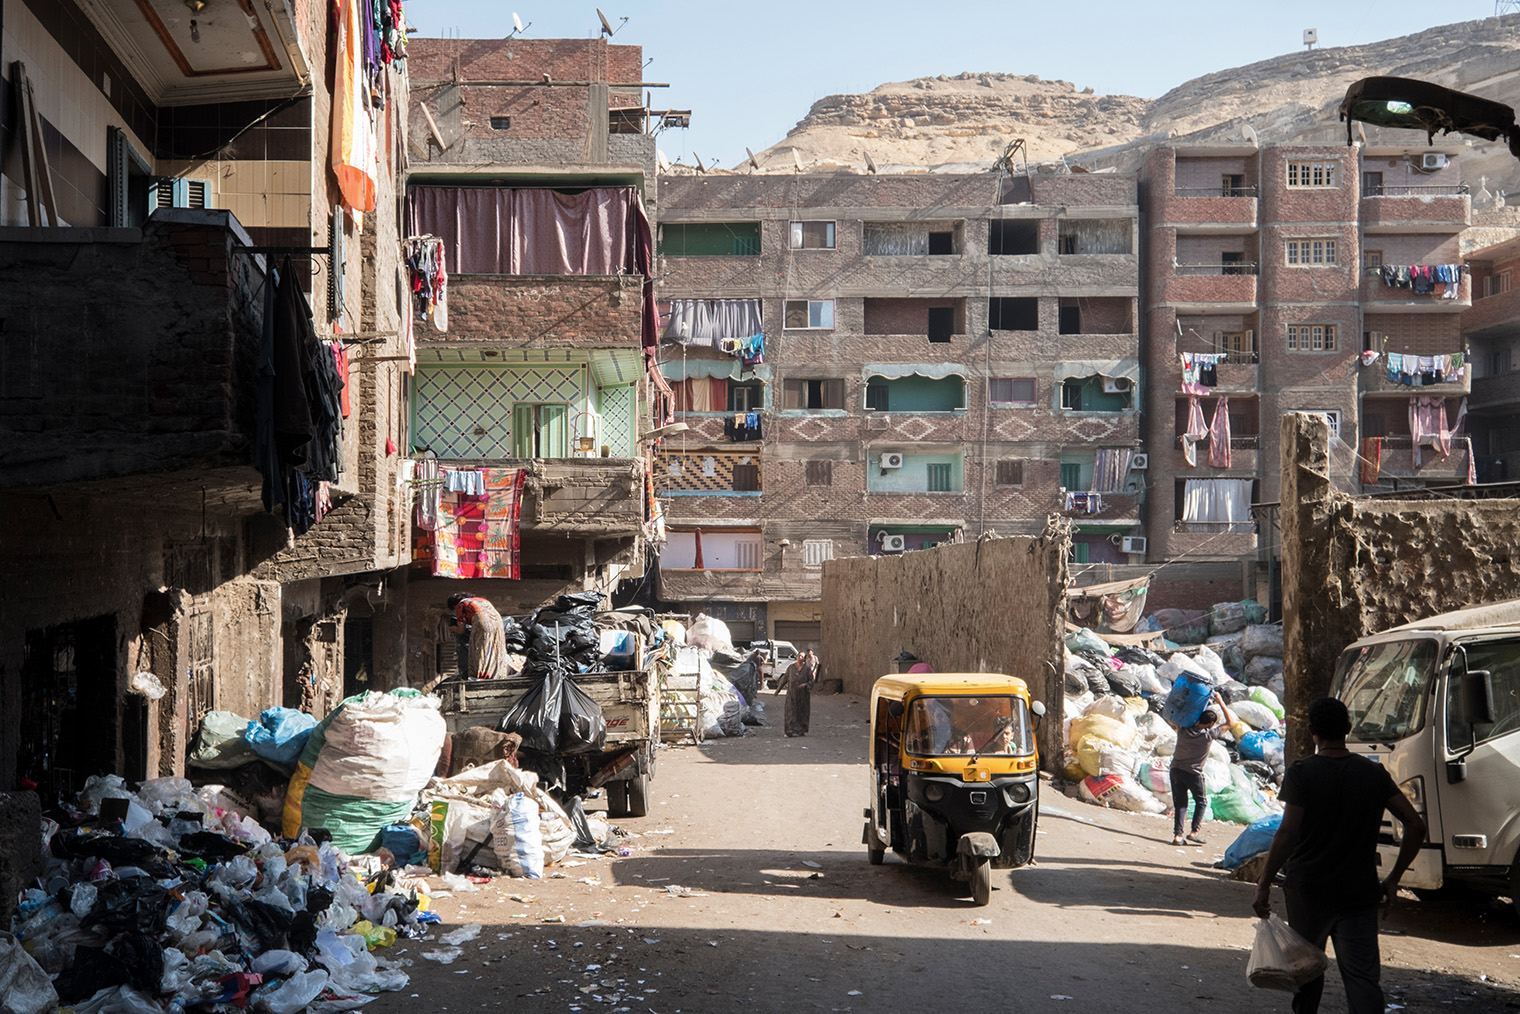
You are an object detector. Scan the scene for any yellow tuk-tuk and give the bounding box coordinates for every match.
[863,673,1046,905]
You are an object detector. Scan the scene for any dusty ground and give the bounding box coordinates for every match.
[370,691,1520,1013]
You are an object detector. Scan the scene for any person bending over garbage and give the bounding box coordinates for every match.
[1170,690,1238,846]
[447,593,508,680]
[776,649,820,738]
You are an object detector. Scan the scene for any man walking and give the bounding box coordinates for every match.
[776,649,819,737]
[1252,697,1426,1014]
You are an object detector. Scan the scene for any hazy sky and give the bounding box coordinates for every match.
[401,1,1493,167]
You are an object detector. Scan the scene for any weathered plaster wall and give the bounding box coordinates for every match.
[1280,412,1520,760]
[821,530,1070,767]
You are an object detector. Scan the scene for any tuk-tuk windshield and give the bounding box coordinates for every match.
[1331,638,1437,743]
[904,695,1033,756]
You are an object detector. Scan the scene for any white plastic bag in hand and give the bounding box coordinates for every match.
[1246,914,1329,992]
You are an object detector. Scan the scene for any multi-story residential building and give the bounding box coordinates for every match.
[400,38,662,686]
[1142,143,1471,606]
[654,169,1142,649]
[0,0,415,788]
[1462,234,1520,484]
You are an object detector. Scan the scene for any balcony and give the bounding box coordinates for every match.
[1365,436,1476,482]
[1462,285,1520,338]
[1056,490,1141,523]
[1156,190,1258,230]
[1359,357,1471,396]
[525,460,645,534]
[1471,373,1520,411]
[0,212,263,495]
[1359,187,1469,232]
[444,275,646,347]
[1169,436,1261,473]
[1360,271,1470,310]
[1161,265,1257,307]
[656,566,819,603]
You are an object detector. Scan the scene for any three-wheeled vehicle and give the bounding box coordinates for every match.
[863,673,1046,905]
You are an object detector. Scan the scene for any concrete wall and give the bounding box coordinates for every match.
[821,532,1070,768]
[1280,413,1520,761]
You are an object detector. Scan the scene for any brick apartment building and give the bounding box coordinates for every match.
[1141,143,1473,607]
[653,169,1142,648]
[1462,233,1520,483]
[400,37,663,686]
[0,0,415,789]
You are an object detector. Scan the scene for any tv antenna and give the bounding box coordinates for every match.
[508,12,530,38]
[1498,0,1520,15]
[596,8,628,36]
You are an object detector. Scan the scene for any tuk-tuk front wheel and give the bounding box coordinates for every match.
[970,857,992,906]
[864,822,885,865]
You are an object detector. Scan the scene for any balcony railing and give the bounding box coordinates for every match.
[1175,186,1259,198]
[1172,520,1258,534]
[1177,343,1260,364]
[1364,184,1469,197]
[1174,435,1261,450]
[1174,262,1259,275]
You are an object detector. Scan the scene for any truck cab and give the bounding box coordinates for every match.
[1331,600,1520,909]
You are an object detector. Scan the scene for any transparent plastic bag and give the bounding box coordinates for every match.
[1246,914,1329,991]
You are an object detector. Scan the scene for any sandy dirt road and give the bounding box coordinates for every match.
[369,691,1520,1013]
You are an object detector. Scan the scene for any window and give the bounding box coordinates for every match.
[989,378,1037,405]
[1286,238,1337,265]
[1069,541,1091,564]
[1218,330,1255,356]
[1222,173,1245,196]
[995,460,1025,486]
[988,297,1038,331]
[1490,347,1513,376]
[927,307,954,343]
[489,116,511,130]
[728,382,764,412]
[803,539,834,567]
[790,221,836,250]
[1060,462,1082,490]
[989,220,1040,255]
[658,222,761,256]
[1287,161,1338,187]
[926,463,953,492]
[1287,324,1338,352]
[1365,249,1383,269]
[735,539,763,570]
[1362,171,1384,196]
[928,231,955,255]
[865,384,889,411]
[1058,301,1081,335]
[1310,410,1342,445]
[732,463,761,492]
[1445,637,1520,751]
[784,299,835,329]
[1057,219,1132,255]
[783,378,845,410]
[1061,380,1083,410]
[805,460,833,486]
[1485,272,1511,298]
[512,403,568,457]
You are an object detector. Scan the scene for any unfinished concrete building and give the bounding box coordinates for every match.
[1462,233,1520,484]
[400,38,663,685]
[0,0,415,789]
[653,169,1141,648]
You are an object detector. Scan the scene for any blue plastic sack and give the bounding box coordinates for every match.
[1162,672,1213,728]
[1238,729,1284,762]
[244,707,319,767]
[1219,813,1282,870]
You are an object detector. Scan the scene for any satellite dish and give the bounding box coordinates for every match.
[596,8,617,35]
[792,149,804,172]
[864,150,877,174]
[1241,124,1260,148]
[512,12,524,32]
[657,151,671,173]
[745,147,760,170]
[693,152,706,173]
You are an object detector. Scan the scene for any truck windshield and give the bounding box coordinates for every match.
[1332,638,1437,742]
[904,696,1033,756]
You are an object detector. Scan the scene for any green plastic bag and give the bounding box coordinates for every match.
[1250,686,1285,720]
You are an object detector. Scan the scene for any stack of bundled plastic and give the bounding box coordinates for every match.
[655,615,764,740]
[1060,626,1289,826]
[6,775,421,1014]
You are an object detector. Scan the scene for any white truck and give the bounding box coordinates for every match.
[1331,599,1520,910]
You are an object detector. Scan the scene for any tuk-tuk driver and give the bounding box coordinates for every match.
[987,716,1018,754]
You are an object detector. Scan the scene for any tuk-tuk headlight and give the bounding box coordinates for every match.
[924,782,947,803]
[1005,782,1032,805]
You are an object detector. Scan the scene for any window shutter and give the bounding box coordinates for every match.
[823,379,845,409]
[783,380,803,409]
[512,404,535,458]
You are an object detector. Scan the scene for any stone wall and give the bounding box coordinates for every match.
[821,530,1070,767]
[1280,413,1520,760]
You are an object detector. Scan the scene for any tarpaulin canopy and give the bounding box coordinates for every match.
[862,363,966,381]
[659,360,771,381]
[1054,359,1140,383]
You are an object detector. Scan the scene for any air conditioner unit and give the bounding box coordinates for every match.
[881,534,906,552]
[1102,377,1133,394]
[1131,453,1149,470]
[879,452,904,470]
[1421,152,1448,170]
[1121,536,1147,554]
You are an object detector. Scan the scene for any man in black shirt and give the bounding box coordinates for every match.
[1252,697,1426,1014]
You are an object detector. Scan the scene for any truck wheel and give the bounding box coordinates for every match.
[625,772,650,818]
[970,858,992,906]
[605,780,629,819]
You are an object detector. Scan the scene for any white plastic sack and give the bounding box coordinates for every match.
[1158,653,1210,686]
[490,792,545,879]
[1134,711,1177,756]
[1231,701,1279,731]
[434,797,497,874]
[1097,745,1143,779]
[255,969,331,1014]
[1127,663,1165,695]
[1193,644,1229,685]
[1082,773,1166,815]
[0,933,57,1014]
[1240,624,1285,659]
[308,692,446,801]
[1063,690,1094,722]
[1083,694,1130,721]
[1246,914,1329,991]
[686,614,736,653]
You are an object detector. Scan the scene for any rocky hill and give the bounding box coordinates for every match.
[739,14,1520,195]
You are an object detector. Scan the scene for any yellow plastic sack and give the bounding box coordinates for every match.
[351,919,396,949]
[1069,713,1137,752]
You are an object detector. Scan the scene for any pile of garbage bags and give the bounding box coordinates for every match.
[5,774,422,1014]
[1061,623,1288,826]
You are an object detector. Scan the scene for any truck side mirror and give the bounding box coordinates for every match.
[1464,669,1497,726]
[888,701,905,719]
[1029,701,1047,719]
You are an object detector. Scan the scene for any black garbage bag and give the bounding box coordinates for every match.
[1217,679,1251,704]
[501,614,527,652]
[177,829,253,861]
[82,877,173,937]
[559,675,607,755]
[1115,645,1166,668]
[555,590,605,613]
[106,932,164,994]
[1063,669,1088,696]
[220,896,294,952]
[1084,671,1111,695]
[500,667,566,753]
[54,947,132,1003]
[1104,668,1142,698]
[52,829,172,872]
[566,796,613,852]
[725,652,763,705]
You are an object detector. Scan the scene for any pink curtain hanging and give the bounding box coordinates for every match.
[1408,396,1449,467]
[1209,395,1232,468]
[1182,395,1208,467]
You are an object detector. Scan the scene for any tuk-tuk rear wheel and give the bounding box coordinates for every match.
[970,858,992,906]
[868,841,885,865]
